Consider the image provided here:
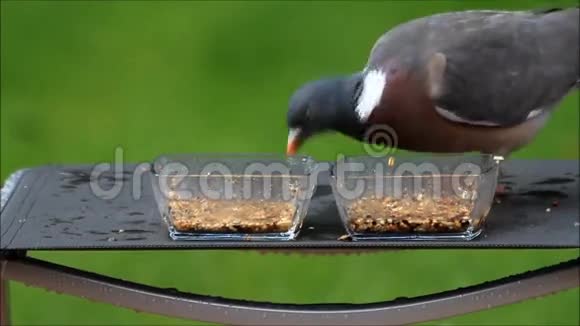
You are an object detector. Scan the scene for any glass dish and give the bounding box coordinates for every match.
[151,153,318,241]
[329,154,503,241]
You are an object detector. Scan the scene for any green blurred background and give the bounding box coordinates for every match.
[1,1,579,325]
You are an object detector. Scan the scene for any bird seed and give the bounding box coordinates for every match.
[347,196,474,233]
[168,198,296,233]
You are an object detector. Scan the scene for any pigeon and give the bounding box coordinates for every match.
[286,7,579,159]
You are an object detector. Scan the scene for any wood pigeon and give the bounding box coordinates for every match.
[286,7,579,158]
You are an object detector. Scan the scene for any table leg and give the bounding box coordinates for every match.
[0,278,10,325]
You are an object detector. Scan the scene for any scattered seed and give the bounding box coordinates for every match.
[338,234,353,241]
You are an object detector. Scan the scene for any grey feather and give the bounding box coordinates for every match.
[366,8,579,127]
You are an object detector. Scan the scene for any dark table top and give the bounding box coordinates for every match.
[1,160,578,251]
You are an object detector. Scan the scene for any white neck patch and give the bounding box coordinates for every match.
[355,69,387,122]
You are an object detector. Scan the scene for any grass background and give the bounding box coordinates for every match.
[1,1,579,325]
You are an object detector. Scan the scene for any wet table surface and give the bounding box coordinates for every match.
[1,159,578,251]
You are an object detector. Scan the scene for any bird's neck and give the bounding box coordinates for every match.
[332,73,368,141]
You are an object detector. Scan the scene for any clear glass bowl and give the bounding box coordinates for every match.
[151,153,318,241]
[329,154,503,241]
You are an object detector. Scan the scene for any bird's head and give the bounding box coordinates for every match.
[286,73,364,155]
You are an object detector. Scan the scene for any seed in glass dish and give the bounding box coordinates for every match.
[168,198,296,233]
[347,196,474,233]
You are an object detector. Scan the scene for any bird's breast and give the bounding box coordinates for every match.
[365,73,550,155]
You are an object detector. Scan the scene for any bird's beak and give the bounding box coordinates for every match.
[286,128,303,155]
